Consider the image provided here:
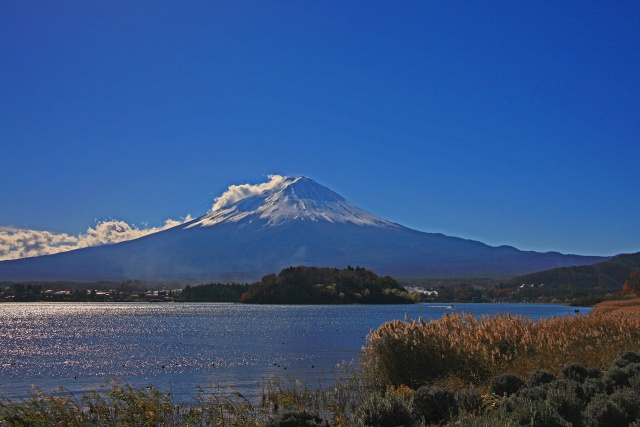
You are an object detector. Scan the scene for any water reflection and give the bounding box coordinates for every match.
[0,302,588,400]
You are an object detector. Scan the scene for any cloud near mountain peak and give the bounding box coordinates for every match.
[0,215,193,261]
[211,175,288,211]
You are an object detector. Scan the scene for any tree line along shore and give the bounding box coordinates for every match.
[0,266,417,304]
[4,253,640,305]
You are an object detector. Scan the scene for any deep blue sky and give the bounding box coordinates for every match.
[1,1,639,256]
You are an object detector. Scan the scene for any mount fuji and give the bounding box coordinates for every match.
[0,176,605,282]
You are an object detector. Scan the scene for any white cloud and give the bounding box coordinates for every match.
[0,227,78,260]
[211,175,287,211]
[0,215,193,261]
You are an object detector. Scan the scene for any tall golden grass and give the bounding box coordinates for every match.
[588,297,640,319]
[362,303,640,390]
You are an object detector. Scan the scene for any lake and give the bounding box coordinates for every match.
[0,302,588,401]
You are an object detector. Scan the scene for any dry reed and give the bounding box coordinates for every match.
[362,306,640,390]
[588,298,640,319]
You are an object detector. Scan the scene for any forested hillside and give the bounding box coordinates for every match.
[241,266,416,304]
[510,252,640,295]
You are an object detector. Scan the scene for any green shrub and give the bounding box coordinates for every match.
[490,373,525,397]
[354,392,412,427]
[545,383,584,426]
[455,387,484,415]
[607,366,635,390]
[630,372,640,390]
[528,370,556,387]
[264,410,328,427]
[610,388,640,425]
[583,394,628,427]
[613,351,640,368]
[517,385,548,402]
[587,367,603,379]
[501,396,570,427]
[583,377,607,400]
[549,379,587,403]
[562,363,589,383]
[627,363,640,378]
[504,379,585,426]
[411,386,457,424]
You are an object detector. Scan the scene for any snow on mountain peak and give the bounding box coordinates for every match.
[188,175,399,229]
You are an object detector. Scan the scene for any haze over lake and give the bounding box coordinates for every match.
[0,302,588,401]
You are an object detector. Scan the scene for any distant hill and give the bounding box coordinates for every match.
[240,265,415,304]
[512,252,640,296]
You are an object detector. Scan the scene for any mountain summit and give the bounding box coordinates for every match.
[0,175,606,282]
[190,176,398,228]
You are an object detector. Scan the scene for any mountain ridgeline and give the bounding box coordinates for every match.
[240,266,415,304]
[0,176,607,282]
[512,252,640,296]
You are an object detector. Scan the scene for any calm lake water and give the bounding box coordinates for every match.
[0,302,589,401]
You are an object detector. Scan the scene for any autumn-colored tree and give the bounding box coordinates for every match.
[621,269,640,297]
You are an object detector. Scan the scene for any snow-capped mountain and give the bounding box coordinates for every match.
[0,176,605,282]
[189,176,398,228]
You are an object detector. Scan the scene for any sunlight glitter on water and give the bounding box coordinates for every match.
[0,302,588,400]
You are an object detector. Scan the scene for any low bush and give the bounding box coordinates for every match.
[613,351,640,368]
[583,394,628,427]
[550,379,586,402]
[528,369,556,387]
[501,395,571,427]
[457,353,640,427]
[411,386,457,424]
[354,391,412,427]
[587,367,603,379]
[455,387,483,415]
[562,363,589,382]
[610,387,640,424]
[264,410,328,427]
[545,382,584,426]
[607,366,635,390]
[583,377,607,400]
[490,373,525,397]
[631,373,640,391]
[517,385,548,402]
[624,363,640,379]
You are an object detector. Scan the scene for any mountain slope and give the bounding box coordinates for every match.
[512,252,640,293]
[0,176,607,282]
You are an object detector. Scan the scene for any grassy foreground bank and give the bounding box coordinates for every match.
[2,300,640,426]
[362,300,640,390]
